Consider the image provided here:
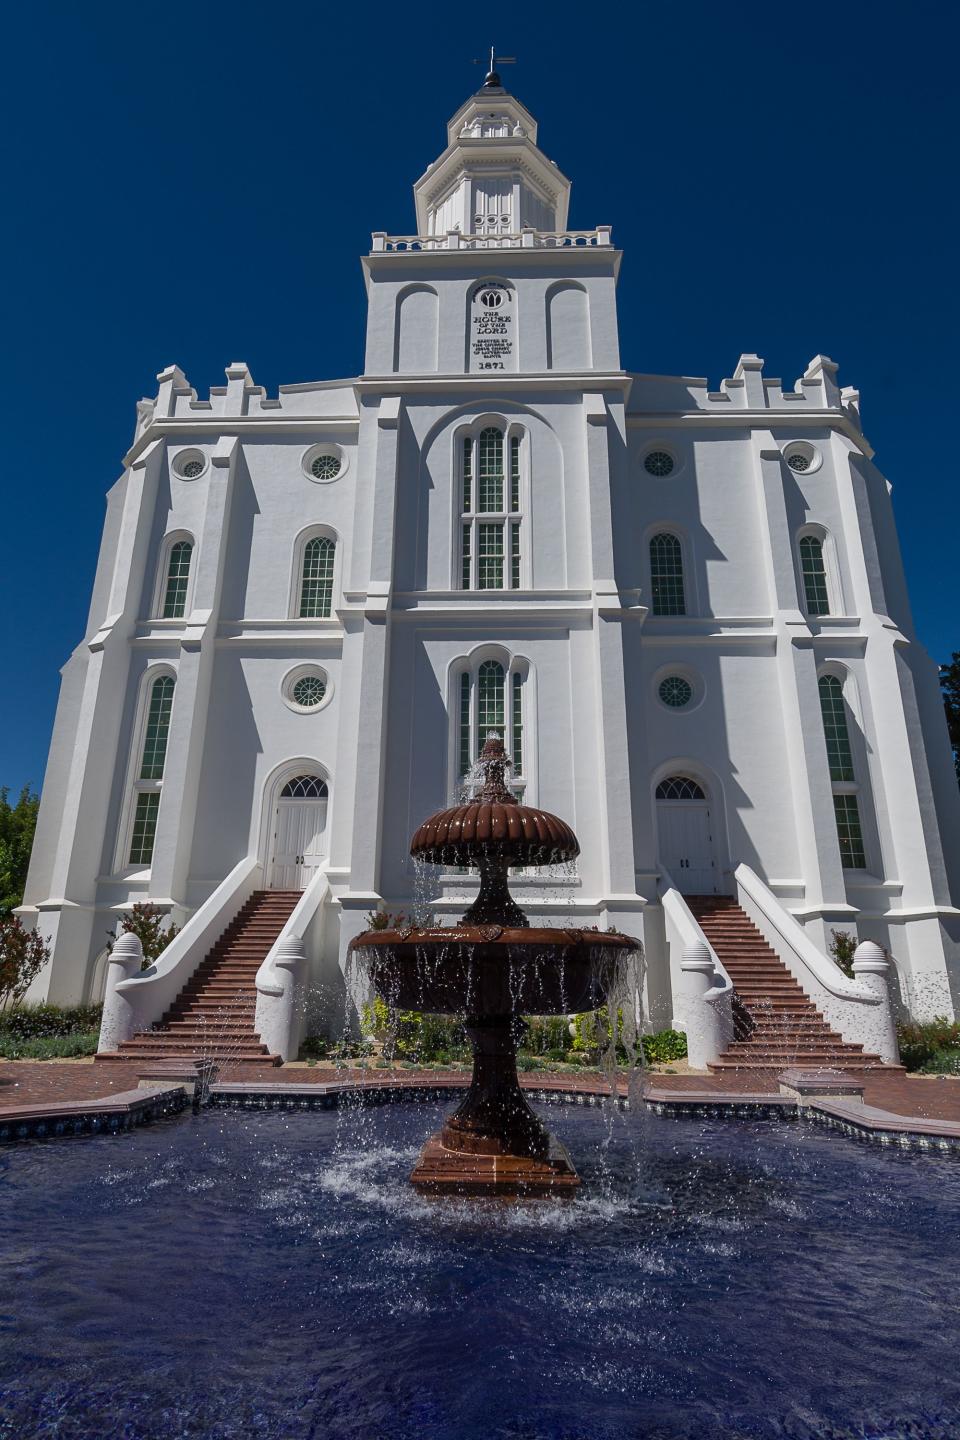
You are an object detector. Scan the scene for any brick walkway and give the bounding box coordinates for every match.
[3,1058,959,1124]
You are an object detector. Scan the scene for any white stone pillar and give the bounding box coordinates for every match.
[679,941,724,1069]
[98,932,143,1053]
[852,940,899,1064]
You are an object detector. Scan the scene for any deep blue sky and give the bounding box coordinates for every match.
[2,2,958,796]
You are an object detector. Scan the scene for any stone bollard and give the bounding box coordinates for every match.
[852,941,900,1065]
[98,932,143,1053]
[680,941,722,1069]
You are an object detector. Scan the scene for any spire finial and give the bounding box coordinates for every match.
[472,46,516,89]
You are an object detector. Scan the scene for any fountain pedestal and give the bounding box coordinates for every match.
[411,1014,580,1196]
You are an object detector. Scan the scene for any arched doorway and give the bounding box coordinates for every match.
[655,776,717,894]
[268,775,328,890]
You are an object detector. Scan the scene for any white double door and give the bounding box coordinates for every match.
[269,798,327,891]
[657,802,717,894]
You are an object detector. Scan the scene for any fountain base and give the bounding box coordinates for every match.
[410,1133,580,1197]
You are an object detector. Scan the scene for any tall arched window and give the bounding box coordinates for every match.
[128,675,175,865]
[161,541,193,619]
[459,427,522,590]
[457,659,525,787]
[299,536,336,618]
[649,533,686,616]
[799,534,830,616]
[818,674,865,869]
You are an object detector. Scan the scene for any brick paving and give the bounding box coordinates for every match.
[2,1058,959,1124]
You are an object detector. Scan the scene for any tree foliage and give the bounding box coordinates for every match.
[106,903,179,971]
[0,786,40,915]
[940,652,960,786]
[0,915,51,1011]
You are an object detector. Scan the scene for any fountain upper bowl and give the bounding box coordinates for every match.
[349,926,639,1015]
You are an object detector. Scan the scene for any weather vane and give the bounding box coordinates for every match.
[473,46,516,86]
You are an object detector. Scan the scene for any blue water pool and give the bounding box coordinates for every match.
[1,1100,959,1439]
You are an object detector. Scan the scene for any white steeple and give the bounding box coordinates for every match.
[413,70,571,238]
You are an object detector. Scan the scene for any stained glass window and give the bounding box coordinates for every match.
[800,535,830,616]
[833,794,866,869]
[139,677,174,781]
[162,541,192,619]
[300,537,336,618]
[649,533,685,616]
[818,676,854,782]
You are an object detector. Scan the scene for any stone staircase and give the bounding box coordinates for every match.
[686,896,900,1073]
[104,891,301,1067]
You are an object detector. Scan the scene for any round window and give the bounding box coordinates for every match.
[174,451,206,480]
[292,675,326,709]
[644,451,675,478]
[302,444,347,484]
[781,441,821,474]
[658,675,693,709]
[311,454,342,481]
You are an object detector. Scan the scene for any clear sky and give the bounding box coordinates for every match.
[2,1,958,796]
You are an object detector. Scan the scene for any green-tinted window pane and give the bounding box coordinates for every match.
[139,676,174,780]
[818,675,854,782]
[459,672,471,779]
[477,661,505,749]
[477,427,504,513]
[300,537,335,618]
[477,523,504,590]
[833,794,866,869]
[162,541,192,619]
[510,435,520,513]
[462,437,472,514]
[800,535,830,616]
[129,791,160,865]
[649,533,685,616]
[461,523,472,589]
[510,521,521,590]
[512,672,523,775]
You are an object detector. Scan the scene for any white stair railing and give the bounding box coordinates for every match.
[659,868,734,1067]
[734,864,898,1064]
[254,868,332,1061]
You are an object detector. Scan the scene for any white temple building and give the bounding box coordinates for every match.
[19,68,960,1064]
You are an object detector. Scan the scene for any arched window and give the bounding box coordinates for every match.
[459,427,522,590]
[818,674,865,869]
[649,533,686,616]
[161,540,192,619]
[299,537,336,618]
[281,775,328,799]
[655,776,705,801]
[128,675,175,865]
[799,534,830,616]
[457,659,525,787]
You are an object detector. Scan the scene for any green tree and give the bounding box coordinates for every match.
[0,787,40,916]
[106,903,179,971]
[940,652,960,786]
[0,915,51,1011]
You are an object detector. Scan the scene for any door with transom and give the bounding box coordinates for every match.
[269,775,328,890]
[656,776,717,894]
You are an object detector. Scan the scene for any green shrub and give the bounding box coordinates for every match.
[299,1035,329,1060]
[0,1003,103,1039]
[642,1029,688,1064]
[919,1047,960,1076]
[829,929,858,980]
[897,1017,960,1072]
[0,1031,99,1060]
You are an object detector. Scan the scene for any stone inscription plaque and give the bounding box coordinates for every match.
[469,285,516,373]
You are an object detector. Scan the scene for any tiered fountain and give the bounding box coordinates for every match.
[349,736,642,1196]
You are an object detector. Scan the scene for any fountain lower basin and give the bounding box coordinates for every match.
[351,927,638,1196]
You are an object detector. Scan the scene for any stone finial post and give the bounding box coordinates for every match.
[680,941,723,1069]
[254,934,307,1061]
[852,941,899,1065]
[97,932,143,1053]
